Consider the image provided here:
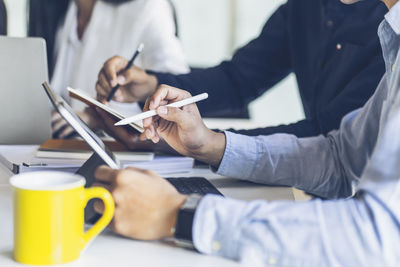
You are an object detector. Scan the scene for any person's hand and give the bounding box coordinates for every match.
[52,108,100,139]
[94,108,176,153]
[96,56,158,103]
[93,166,187,240]
[140,85,226,167]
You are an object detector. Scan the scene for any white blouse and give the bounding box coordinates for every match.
[51,0,189,115]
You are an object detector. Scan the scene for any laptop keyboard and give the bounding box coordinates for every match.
[166,177,223,196]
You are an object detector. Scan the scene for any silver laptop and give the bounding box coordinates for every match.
[0,37,51,144]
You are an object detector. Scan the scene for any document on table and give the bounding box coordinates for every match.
[0,145,194,175]
[19,155,194,175]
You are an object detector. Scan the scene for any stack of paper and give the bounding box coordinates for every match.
[122,156,194,175]
[0,143,195,175]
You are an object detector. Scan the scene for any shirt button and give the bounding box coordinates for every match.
[211,241,221,252]
[327,20,334,27]
[268,258,277,265]
[336,43,342,50]
[392,64,395,71]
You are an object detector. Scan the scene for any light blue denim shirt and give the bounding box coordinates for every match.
[192,3,400,266]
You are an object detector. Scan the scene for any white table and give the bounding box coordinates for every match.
[0,146,295,267]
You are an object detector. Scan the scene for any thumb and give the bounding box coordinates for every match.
[156,106,192,128]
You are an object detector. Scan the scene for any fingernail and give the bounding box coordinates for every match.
[157,106,168,115]
[117,76,126,85]
[145,129,152,138]
[111,80,117,87]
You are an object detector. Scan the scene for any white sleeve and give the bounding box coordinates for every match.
[141,0,189,74]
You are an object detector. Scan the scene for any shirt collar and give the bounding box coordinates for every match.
[385,1,400,35]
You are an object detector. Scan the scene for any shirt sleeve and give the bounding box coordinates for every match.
[140,0,189,74]
[152,3,292,118]
[228,119,320,138]
[192,190,399,266]
[193,91,400,266]
[216,75,389,199]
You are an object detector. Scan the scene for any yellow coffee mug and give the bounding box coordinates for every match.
[10,171,114,265]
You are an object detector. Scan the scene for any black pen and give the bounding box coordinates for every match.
[106,43,144,102]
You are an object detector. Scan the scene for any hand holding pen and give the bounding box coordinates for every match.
[96,52,159,104]
[103,43,145,102]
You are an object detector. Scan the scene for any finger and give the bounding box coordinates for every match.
[98,70,113,94]
[144,125,156,140]
[58,126,75,139]
[152,134,160,143]
[139,132,147,141]
[149,85,191,110]
[92,182,113,192]
[96,85,109,103]
[94,165,119,184]
[97,108,140,144]
[91,181,114,214]
[93,199,105,214]
[51,112,63,125]
[52,119,69,134]
[143,116,153,127]
[156,106,193,127]
[150,120,161,143]
[103,56,128,87]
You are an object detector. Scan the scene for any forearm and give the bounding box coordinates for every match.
[193,192,398,266]
[216,131,351,199]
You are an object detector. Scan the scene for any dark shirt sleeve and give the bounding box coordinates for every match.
[152,4,292,117]
[229,120,319,138]
[228,50,385,137]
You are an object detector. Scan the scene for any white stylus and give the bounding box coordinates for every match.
[114,93,209,126]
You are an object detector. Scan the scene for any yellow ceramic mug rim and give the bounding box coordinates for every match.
[10,171,86,191]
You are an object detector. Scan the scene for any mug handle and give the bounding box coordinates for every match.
[82,187,115,246]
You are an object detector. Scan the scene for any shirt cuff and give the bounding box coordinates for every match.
[192,194,244,259]
[215,131,259,179]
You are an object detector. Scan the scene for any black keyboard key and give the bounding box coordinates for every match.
[166,177,223,196]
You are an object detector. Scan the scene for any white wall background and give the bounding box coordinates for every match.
[4,0,304,128]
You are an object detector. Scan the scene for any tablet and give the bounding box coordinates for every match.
[42,82,120,223]
[43,82,119,169]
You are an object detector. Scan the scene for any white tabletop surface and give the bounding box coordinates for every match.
[0,145,295,266]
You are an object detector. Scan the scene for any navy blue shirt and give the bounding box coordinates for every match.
[151,0,387,137]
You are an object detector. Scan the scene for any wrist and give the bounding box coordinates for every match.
[172,194,203,249]
[194,130,226,168]
[165,194,187,238]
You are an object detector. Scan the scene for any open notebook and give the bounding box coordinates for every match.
[68,87,144,133]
